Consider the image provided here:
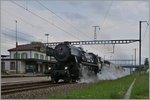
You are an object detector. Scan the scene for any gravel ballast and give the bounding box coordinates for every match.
[1,83,91,99]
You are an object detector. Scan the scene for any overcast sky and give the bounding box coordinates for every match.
[1,0,149,64]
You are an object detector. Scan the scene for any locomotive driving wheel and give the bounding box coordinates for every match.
[64,72,71,83]
[51,77,59,83]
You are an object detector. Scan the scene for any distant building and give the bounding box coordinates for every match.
[1,42,56,73]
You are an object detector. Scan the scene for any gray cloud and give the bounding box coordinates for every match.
[1,28,35,44]
[67,1,84,6]
[87,1,112,12]
[62,12,87,21]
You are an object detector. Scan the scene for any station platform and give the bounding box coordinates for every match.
[1,73,45,78]
[1,73,52,85]
[1,75,51,85]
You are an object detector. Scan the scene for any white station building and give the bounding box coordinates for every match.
[1,42,56,74]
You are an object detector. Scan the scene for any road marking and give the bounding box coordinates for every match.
[124,78,136,99]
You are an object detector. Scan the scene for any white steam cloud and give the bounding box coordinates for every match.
[78,65,99,83]
[78,64,130,83]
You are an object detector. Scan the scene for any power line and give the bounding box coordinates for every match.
[35,1,105,53]
[2,8,36,28]
[3,27,32,37]
[1,33,16,45]
[2,32,30,42]
[36,0,92,40]
[99,0,113,42]
[142,22,149,41]
[36,1,67,24]
[10,1,81,41]
[101,1,113,29]
[3,26,45,42]
[2,27,33,38]
[2,9,54,42]
[100,1,113,54]
[2,27,45,42]
[9,1,107,55]
[36,1,110,54]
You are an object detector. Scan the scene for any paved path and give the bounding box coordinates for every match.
[124,78,136,99]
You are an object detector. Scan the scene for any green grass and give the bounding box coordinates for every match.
[131,73,149,99]
[51,73,149,99]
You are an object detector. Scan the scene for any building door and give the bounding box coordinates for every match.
[10,62,15,70]
[25,65,36,73]
[45,64,48,71]
[1,62,5,71]
[40,65,43,72]
[36,64,38,72]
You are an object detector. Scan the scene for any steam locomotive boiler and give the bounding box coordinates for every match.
[45,42,103,83]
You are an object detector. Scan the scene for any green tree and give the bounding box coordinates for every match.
[144,58,149,66]
[144,58,149,71]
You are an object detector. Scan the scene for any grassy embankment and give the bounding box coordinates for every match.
[131,73,149,99]
[52,73,149,99]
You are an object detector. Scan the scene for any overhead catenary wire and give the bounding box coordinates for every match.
[2,9,55,43]
[142,21,149,41]
[2,27,35,39]
[2,26,45,42]
[2,32,31,43]
[9,1,107,55]
[101,0,113,29]
[35,0,102,53]
[3,1,80,43]
[36,0,92,40]
[10,1,82,41]
[11,1,101,51]
[1,32,16,46]
[2,27,46,43]
[98,1,113,54]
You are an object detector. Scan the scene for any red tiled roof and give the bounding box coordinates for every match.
[8,43,44,52]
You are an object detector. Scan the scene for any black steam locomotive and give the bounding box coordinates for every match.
[45,42,104,83]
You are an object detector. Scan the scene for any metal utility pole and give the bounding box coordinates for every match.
[112,44,115,53]
[15,20,18,73]
[130,55,134,74]
[93,26,100,40]
[132,55,134,65]
[45,34,49,43]
[134,48,136,65]
[139,21,148,73]
[45,33,51,62]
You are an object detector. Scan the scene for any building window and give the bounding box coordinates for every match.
[14,53,20,59]
[40,54,44,60]
[45,56,48,60]
[34,53,39,59]
[1,62,5,71]
[25,65,35,73]
[10,62,15,70]
[21,53,28,59]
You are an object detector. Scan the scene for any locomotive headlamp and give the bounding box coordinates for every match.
[48,67,51,70]
[65,67,68,70]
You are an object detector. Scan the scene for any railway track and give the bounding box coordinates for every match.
[1,81,67,95]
